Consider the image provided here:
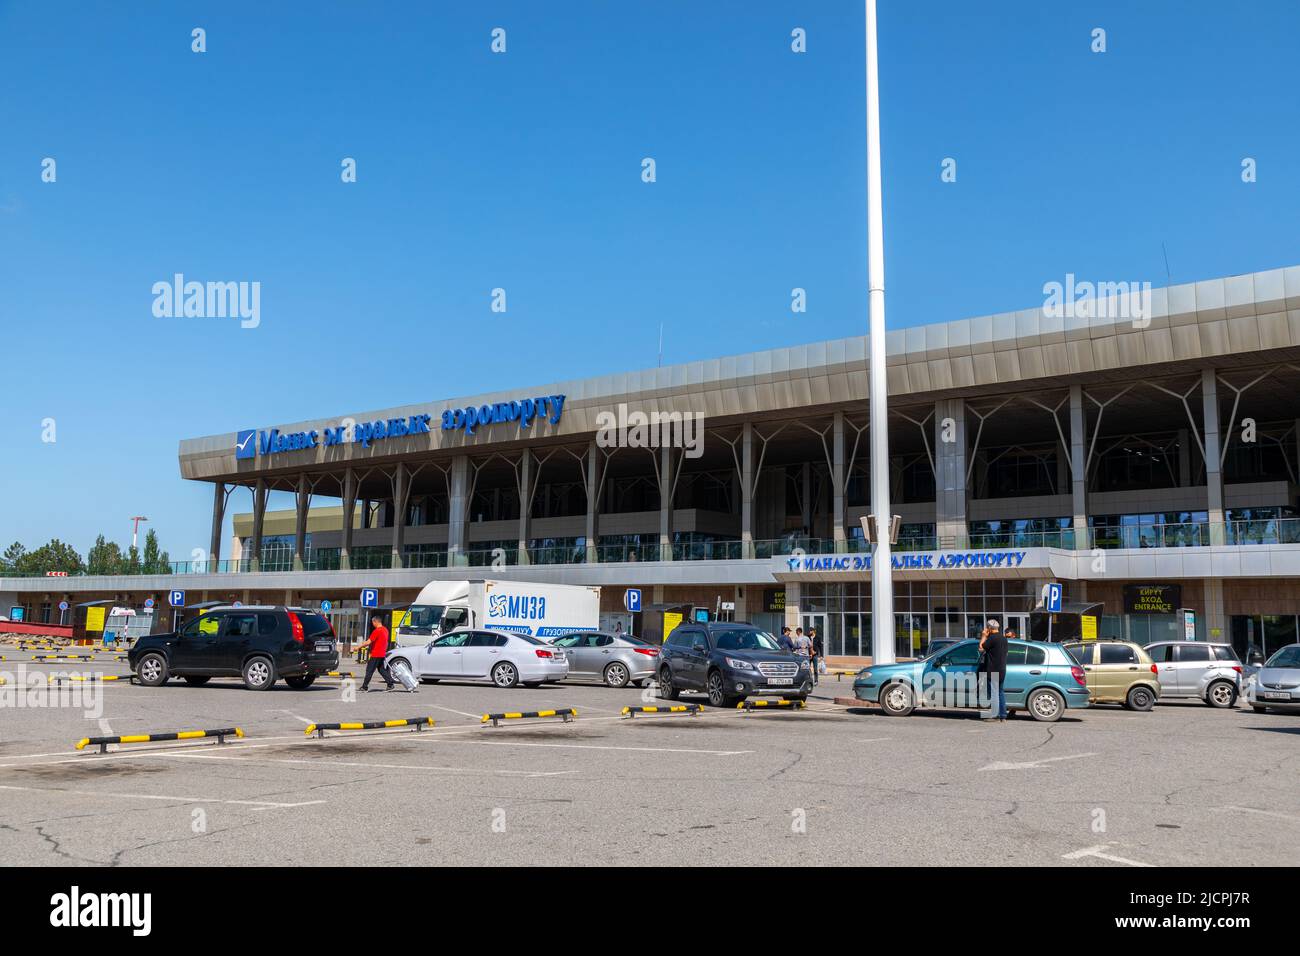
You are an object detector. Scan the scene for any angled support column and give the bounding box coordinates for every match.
[448,456,469,565]
[1202,369,1225,544]
[340,468,356,571]
[741,422,754,559]
[833,412,846,553]
[517,449,532,566]
[209,482,227,571]
[1069,385,1087,544]
[585,441,599,562]
[659,444,673,561]
[293,474,310,571]
[934,398,966,547]
[250,479,268,572]
[390,463,407,569]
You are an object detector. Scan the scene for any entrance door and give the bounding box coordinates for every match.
[800,613,826,660]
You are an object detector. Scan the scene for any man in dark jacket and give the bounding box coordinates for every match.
[978,618,1008,721]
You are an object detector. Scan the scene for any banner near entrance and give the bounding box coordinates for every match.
[774,548,1054,581]
[85,606,106,633]
[1123,584,1182,614]
[763,588,785,613]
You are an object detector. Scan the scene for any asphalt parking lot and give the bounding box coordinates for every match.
[0,651,1296,866]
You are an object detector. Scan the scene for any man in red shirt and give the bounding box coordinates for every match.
[359,614,395,692]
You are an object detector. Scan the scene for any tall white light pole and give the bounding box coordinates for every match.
[865,0,896,664]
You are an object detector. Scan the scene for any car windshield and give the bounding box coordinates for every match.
[1264,646,1300,668]
[714,629,781,651]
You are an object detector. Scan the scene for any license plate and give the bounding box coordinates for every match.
[768,678,794,686]
[1263,692,1290,700]
[315,642,332,652]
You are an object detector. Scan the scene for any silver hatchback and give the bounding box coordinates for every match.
[550,631,660,687]
[1145,641,1244,708]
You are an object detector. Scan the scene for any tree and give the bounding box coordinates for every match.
[142,529,162,574]
[1,541,25,572]
[87,535,125,575]
[16,539,85,575]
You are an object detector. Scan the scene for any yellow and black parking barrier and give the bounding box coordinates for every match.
[31,655,97,662]
[48,674,131,685]
[737,699,807,712]
[304,717,434,738]
[75,727,244,754]
[323,671,354,679]
[481,708,577,728]
[830,669,862,682]
[621,704,701,719]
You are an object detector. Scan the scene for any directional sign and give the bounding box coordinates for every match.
[168,589,186,608]
[321,600,333,613]
[360,588,379,609]
[1042,582,1063,614]
[58,600,69,612]
[623,588,642,612]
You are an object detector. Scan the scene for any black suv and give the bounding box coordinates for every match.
[129,606,339,691]
[657,621,810,707]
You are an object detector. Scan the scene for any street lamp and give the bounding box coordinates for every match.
[864,0,896,664]
[130,516,149,551]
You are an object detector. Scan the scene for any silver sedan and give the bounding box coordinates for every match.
[550,632,660,687]
[1246,643,1300,713]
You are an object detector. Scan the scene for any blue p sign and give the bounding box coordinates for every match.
[624,588,642,612]
[360,588,379,608]
[168,590,185,608]
[1044,582,1063,613]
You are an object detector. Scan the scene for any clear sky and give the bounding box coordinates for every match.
[1,0,1298,562]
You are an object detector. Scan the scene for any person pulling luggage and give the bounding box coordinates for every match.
[359,614,395,692]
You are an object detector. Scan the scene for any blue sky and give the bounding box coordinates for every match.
[1,0,1298,561]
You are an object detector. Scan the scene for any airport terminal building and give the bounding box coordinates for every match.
[9,264,1300,663]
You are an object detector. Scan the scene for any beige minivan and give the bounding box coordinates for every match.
[1062,639,1162,710]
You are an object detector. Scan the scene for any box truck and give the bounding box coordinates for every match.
[394,579,600,646]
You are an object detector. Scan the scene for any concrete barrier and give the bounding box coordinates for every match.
[621,704,702,719]
[304,717,434,738]
[75,727,244,754]
[481,708,577,727]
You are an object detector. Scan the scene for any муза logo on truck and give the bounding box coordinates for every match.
[488,595,547,620]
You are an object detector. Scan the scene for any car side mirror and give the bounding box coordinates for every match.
[693,641,707,654]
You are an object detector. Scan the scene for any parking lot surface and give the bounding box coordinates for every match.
[0,653,1296,866]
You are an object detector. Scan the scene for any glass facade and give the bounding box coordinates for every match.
[798,580,1033,658]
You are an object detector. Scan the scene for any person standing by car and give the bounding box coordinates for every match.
[359,614,395,692]
[978,618,1008,721]
[794,627,812,670]
[778,626,795,653]
[808,626,822,685]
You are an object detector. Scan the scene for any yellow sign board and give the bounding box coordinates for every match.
[1081,615,1098,641]
[85,607,105,632]
[392,609,407,632]
[663,612,682,643]
[199,616,219,636]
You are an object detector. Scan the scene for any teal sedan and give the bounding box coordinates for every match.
[852,639,1090,722]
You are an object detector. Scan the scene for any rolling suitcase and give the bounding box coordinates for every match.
[388,658,419,693]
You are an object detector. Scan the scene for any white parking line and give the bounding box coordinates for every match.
[0,783,324,809]
[1061,843,1154,867]
[1211,805,1300,823]
[153,751,580,777]
[979,753,1098,771]
[426,738,753,756]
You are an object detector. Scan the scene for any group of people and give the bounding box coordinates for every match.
[779,624,823,684]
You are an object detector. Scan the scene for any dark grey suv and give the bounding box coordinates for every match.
[657,622,811,707]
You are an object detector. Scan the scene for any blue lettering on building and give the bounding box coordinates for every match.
[240,414,432,458]
[785,550,1029,573]
[442,394,566,436]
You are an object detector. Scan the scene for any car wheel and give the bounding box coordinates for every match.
[706,670,735,708]
[183,675,210,686]
[603,661,631,688]
[1205,680,1236,708]
[1125,685,1155,712]
[137,652,169,687]
[285,675,315,690]
[242,656,277,691]
[879,681,915,717]
[657,666,679,700]
[491,661,519,688]
[1027,687,1065,722]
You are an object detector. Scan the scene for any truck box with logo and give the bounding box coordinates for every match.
[394,579,600,646]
